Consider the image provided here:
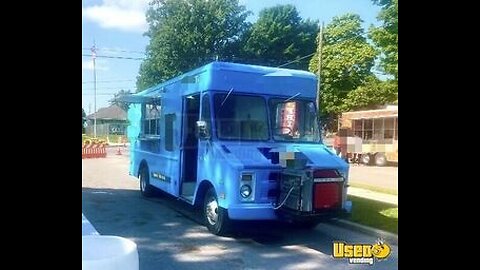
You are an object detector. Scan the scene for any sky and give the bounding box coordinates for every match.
[82,0,382,115]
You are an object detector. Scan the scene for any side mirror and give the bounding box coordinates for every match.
[196,121,210,140]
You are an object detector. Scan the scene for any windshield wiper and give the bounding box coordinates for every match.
[284,92,301,102]
[220,87,234,107]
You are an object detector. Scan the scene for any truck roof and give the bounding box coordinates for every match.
[135,61,318,99]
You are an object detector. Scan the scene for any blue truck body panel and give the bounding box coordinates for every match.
[125,62,349,221]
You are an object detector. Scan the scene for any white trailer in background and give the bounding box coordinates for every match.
[338,105,398,166]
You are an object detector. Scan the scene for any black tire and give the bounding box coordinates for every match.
[361,154,371,165]
[139,166,155,197]
[374,153,387,167]
[203,187,230,235]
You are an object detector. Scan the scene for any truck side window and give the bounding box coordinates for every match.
[143,103,161,137]
[165,113,175,151]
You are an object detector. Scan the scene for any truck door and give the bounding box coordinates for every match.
[196,93,213,190]
[180,94,200,201]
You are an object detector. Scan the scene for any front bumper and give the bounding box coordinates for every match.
[227,203,278,220]
[275,207,349,222]
[226,203,350,221]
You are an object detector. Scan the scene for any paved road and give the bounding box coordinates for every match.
[82,152,398,270]
[348,164,398,191]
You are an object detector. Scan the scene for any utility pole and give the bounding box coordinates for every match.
[91,42,97,138]
[316,22,324,113]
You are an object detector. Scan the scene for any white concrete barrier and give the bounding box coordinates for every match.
[82,214,99,236]
[82,235,139,270]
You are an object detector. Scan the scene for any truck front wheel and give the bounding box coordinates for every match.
[203,187,230,235]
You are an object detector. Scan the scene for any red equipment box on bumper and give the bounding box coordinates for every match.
[314,183,341,209]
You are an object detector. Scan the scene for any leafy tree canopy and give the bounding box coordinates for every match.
[342,76,397,111]
[241,4,318,69]
[309,14,377,115]
[369,0,398,79]
[110,89,132,111]
[136,0,251,91]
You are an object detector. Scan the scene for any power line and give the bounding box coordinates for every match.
[81,53,276,62]
[275,33,375,69]
[82,79,135,84]
[83,89,135,93]
[83,93,119,95]
[277,53,315,68]
[276,34,368,68]
[82,47,145,54]
[83,86,135,90]
[82,54,144,60]
[83,85,135,89]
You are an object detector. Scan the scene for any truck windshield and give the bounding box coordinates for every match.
[270,98,320,142]
[214,94,269,141]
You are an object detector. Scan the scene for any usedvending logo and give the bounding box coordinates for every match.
[332,239,391,265]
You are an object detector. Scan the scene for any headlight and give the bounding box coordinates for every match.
[240,172,255,202]
[240,184,252,198]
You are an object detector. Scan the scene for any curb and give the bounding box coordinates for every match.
[329,218,398,245]
[347,188,398,206]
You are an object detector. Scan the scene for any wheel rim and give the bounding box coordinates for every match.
[205,196,219,226]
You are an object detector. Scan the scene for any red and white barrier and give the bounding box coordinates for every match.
[82,143,107,159]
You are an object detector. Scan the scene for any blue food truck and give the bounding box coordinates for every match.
[120,62,350,235]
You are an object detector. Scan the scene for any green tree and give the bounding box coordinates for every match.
[136,0,251,91]
[369,0,398,80]
[342,76,397,111]
[309,14,377,116]
[110,89,131,111]
[240,4,318,70]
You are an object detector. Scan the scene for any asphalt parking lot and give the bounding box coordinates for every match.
[82,150,398,270]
